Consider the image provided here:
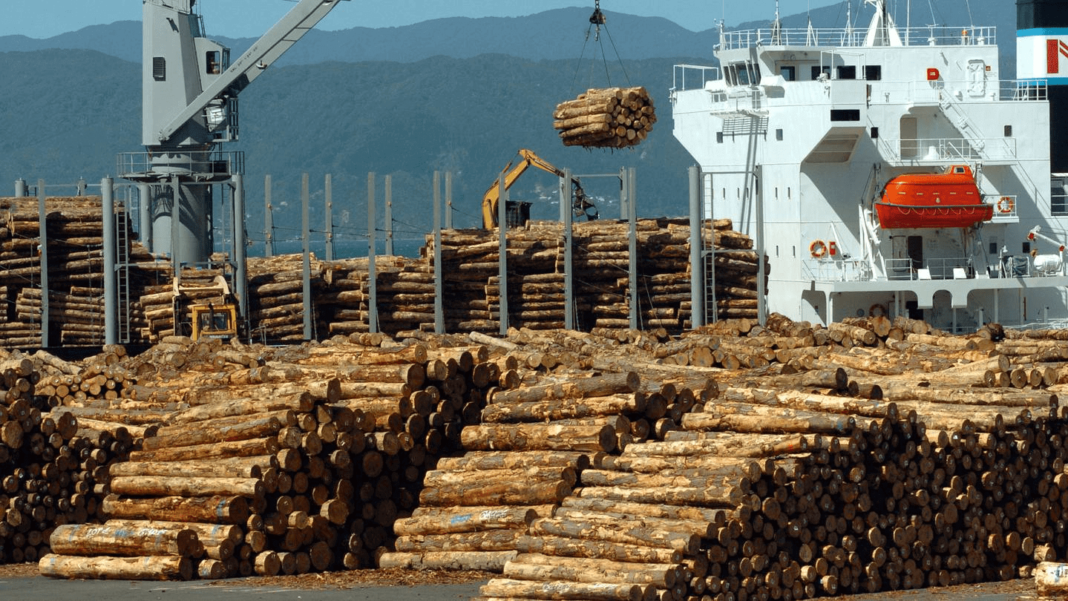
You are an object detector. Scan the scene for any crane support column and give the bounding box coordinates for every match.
[688,166,705,329]
[628,168,638,330]
[265,175,274,257]
[233,173,249,331]
[302,173,312,341]
[38,180,49,347]
[385,176,394,256]
[445,172,454,230]
[562,169,575,330]
[138,184,152,252]
[433,172,444,334]
[368,173,379,334]
[103,177,117,345]
[498,171,510,336]
[325,175,334,262]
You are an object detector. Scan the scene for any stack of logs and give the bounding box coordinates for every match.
[0,353,123,565]
[553,87,657,149]
[0,197,135,347]
[33,333,502,579]
[427,218,763,335]
[378,369,665,572]
[351,315,1068,601]
[321,256,437,338]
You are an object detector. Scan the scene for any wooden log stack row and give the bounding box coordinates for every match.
[381,366,706,578]
[36,333,514,580]
[0,197,137,347]
[424,219,762,336]
[553,87,657,149]
[0,353,124,565]
[320,256,437,338]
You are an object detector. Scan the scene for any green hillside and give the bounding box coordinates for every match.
[0,50,703,255]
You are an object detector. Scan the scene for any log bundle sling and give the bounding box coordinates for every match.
[553,87,657,149]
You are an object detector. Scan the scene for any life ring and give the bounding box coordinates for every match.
[996,197,1014,214]
[809,240,827,259]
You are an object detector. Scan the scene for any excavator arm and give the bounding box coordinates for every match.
[481,149,597,228]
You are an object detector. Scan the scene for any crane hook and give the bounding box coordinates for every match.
[590,1,606,27]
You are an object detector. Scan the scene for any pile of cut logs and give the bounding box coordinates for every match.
[0,352,128,565]
[33,333,501,579]
[362,315,1068,601]
[0,197,135,347]
[427,218,763,335]
[554,87,657,149]
[320,256,436,338]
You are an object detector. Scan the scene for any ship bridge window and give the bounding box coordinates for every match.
[864,65,882,81]
[831,109,861,121]
[728,62,761,86]
[836,65,857,80]
[811,66,830,80]
[780,66,796,81]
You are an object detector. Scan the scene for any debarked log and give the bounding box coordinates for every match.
[38,554,193,581]
[49,523,199,558]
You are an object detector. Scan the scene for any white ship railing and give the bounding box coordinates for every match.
[1006,80,1048,101]
[672,65,720,93]
[884,137,1017,162]
[802,259,873,282]
[720,26,995,50]
[866,80,1046,105]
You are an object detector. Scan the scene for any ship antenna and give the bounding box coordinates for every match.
[845,0,854,46]
[772,0,783,45]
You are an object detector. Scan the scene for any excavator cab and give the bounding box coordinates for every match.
[191,302,238,341]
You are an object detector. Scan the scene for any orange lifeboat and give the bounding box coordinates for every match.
[875,165,993,229]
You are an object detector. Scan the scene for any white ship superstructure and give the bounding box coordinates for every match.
[672,0,1068,331]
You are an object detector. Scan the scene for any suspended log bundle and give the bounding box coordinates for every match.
[553,87,657,149]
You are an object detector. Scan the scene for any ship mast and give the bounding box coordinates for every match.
[771,0,783,45]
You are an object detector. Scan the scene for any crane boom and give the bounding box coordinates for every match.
[156,0,348,144]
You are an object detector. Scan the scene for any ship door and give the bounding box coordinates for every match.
[967,60,987,97]
[900,117,918,159]
[907,236,924,271]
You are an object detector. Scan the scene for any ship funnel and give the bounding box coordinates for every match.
[1018,0,1068,173]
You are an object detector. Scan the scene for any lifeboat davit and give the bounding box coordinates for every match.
[875,165,993,229]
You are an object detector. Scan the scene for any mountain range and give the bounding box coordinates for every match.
[0,1,1020,255]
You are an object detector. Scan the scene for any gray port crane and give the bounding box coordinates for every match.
[119,0,347,304]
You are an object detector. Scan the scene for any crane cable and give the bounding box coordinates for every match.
[570,0,631,96]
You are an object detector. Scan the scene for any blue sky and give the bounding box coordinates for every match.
[1,0,845,39]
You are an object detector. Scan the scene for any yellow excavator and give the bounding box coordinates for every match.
[481,149,598,228]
